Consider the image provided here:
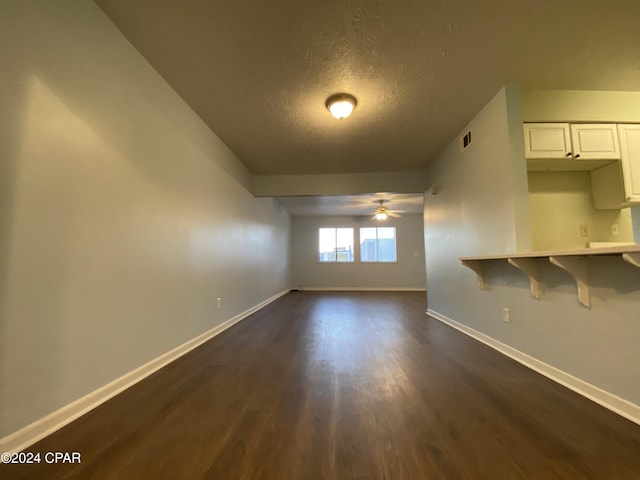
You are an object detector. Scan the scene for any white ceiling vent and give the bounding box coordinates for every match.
[460,130,472,152]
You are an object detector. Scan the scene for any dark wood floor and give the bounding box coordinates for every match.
[4,291,640,479]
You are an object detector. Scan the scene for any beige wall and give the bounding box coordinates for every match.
[521,90,640,122]
[291,214,426,290]
[425,86,640,409]
[252,171,428,197]
[0,1,290,438]
[528,172,634,250]
[521,89,640,249]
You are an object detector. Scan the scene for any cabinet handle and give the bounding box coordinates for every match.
[565,152,572,157]
[575,154,581,158]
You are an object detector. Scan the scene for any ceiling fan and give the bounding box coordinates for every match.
[372,199,403,220]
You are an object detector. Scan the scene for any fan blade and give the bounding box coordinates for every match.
[388,212,402,218]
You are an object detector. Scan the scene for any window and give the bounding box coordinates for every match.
[360,227,396,262]
[318,228,354,262]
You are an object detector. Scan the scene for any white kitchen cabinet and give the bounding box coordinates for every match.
[618,124,640,202]
[570,124,620,159]
[591,124,640,209]
[524,122,620,162]
[523,123,572,159]
[525,123,620,172]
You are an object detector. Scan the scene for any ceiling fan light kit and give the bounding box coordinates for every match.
[372,199,402,220]
[326,93,357,119]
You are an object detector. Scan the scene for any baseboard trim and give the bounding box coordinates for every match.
[299,287,426,292]
[0,289,291,456]
[426,308,640,426]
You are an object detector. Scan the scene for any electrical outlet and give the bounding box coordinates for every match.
[612,224,620,236]
[579,224,590,237]
[502,308,511,323]
[216,297,222,309]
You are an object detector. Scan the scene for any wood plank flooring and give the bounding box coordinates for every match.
[3,291,640,479]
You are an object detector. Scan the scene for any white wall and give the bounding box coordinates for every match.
[0,1,290,438]
[425,86,531,257]
[528,172,634,250]
[291,214,426,290]
[425,86,640,411]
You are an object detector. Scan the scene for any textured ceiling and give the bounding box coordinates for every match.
[95,0,640,175]
[276,193,424,216]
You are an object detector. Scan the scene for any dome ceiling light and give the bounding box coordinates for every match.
[325,93,357,119]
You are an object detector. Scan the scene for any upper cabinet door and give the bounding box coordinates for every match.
[617,124,640,202]
[571,124,620,160]
[523,123,572,159]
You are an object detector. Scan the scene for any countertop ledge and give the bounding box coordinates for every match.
[459,246,640,308]
[460,245,640,261]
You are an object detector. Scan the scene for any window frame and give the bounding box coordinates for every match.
[359,226,397,263]
[318,227,355,263]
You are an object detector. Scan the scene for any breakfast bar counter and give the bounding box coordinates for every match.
[460,246,640,308]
